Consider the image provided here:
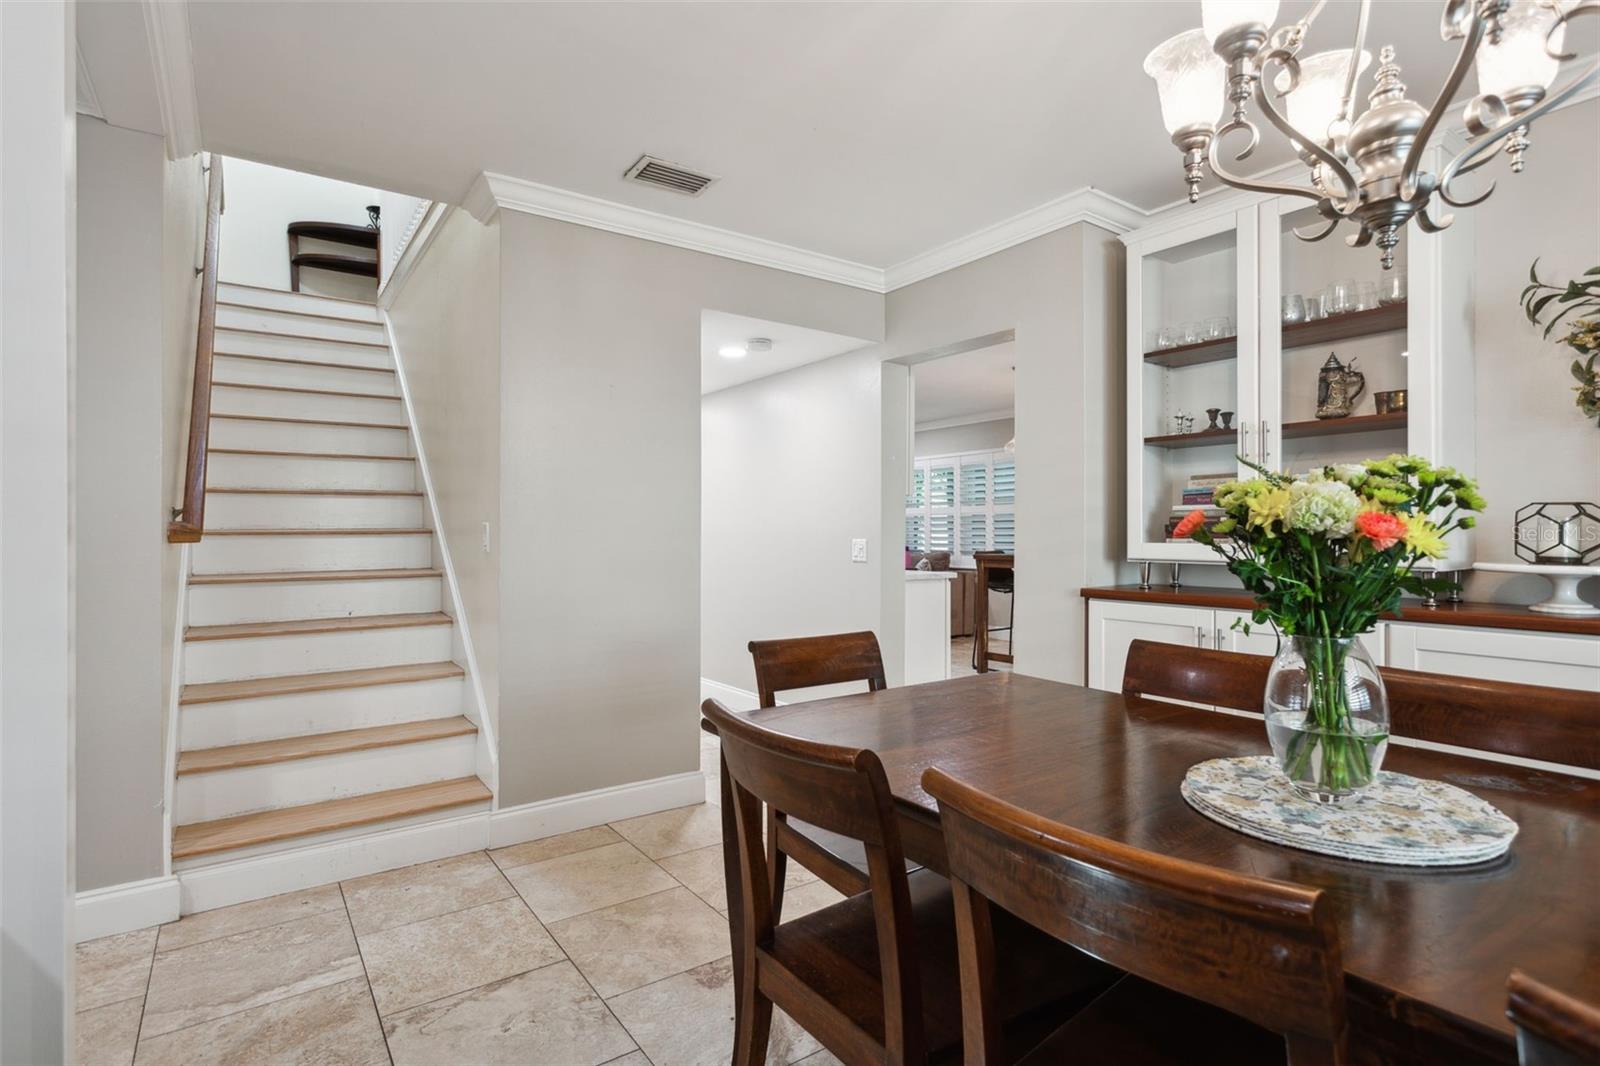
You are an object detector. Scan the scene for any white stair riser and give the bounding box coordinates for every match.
[174,732,477,823]
[192,533,433,574]
[179,676,464,749]
[213,328,391,369]
[209,418,411,457]
[187,574,442,626]
[217,285,380,323]
[214,355,398,396]
[184,622,453,684]
[215,306,387,346]
[207,453,416,492]
[212,384,405,424]
[204,493,424,531]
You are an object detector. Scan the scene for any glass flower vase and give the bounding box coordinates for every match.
[1263,636,1390,804]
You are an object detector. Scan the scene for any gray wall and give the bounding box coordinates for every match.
[887,222,1125,684]
[496,212,882,806]
[914,417,1014,458]
[388,209,503,729]
[75,117,169,890]
[702,345,888,697]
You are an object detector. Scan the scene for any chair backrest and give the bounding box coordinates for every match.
[1122,639,1268,712]
[1508,970,1600,1066]
[1121,640,1600,771]
[748,631,886,709]
[701,697,926,1063]
[923,765,1347,1066]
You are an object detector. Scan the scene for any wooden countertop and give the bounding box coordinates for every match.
[1081,584,1600,637]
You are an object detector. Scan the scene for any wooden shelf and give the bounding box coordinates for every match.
[1144,411,1406,449]
[1143,427,1236,449]
[1143,301,1408,368]
[1282,410,1408,438]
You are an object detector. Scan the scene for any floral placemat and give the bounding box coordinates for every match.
[1181,756,1517,866]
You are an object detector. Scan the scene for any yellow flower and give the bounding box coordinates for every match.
[1246,486,1291,533]
[1402,514,1447,558]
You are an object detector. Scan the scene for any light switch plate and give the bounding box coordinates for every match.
[851,538,868,563]
[481,521,492,555]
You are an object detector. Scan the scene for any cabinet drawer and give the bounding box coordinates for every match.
[1386,624,1600,691]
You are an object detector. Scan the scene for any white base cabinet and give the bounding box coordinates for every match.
[1089,598,1600,696]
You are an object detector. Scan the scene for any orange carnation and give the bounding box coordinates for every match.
[1172,508,1208,539]
[1354,509,1406,550]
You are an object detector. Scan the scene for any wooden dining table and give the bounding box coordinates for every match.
[710,672,1600,1065]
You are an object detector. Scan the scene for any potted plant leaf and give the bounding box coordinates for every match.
[1521,260,1600,426]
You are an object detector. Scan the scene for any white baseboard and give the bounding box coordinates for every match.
[700,677,760,712]
[178,811,490,916]
[487,771,705,849]
[76,876,180,942]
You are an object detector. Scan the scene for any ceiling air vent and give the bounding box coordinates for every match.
[623,155,718,197]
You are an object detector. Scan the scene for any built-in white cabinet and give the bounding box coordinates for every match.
[1386,623,1600,692]
[1123,155,1475,568]
[1088,598,1599,695]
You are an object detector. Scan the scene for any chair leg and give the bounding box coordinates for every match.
[733,968,774,1066]
[765,809,787,923]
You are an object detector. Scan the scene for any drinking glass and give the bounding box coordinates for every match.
[1203,316,1229,340]
[1355,281,1380,311]
[1179,321,1200,345]
[1303,293,1326,321]
[1155,326,1176,349]
[1282,294,1306,325]
[1326,280,1356,315]
[1380,274,1407,306]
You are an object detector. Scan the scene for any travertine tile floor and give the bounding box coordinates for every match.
[74,733,847,1066]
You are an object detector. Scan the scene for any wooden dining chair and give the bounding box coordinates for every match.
[1508,970,1600,1066]
[1121,640,1600,771]
[924,763,1347,1066]
[747,631,894,899]
[702,699,1117,1066]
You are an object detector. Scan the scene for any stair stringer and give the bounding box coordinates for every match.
[380,312,499,801]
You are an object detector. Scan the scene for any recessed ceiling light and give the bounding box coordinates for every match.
[746,338,773,354]
[718,344,747,359]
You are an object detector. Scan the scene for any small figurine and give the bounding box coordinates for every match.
[1220,411,1235,430]
[1206,407,1221,431]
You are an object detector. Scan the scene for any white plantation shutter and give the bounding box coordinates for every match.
[908,448,1016,561]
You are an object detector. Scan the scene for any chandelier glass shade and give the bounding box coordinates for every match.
[1144,0,1600,268]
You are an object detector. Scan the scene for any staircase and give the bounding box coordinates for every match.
[170,282,491,866]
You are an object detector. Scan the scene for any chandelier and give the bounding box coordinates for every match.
[1143,0,1600,268]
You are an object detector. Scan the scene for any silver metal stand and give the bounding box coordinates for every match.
[1138,562,1153,591]
[1169,563,1183,589]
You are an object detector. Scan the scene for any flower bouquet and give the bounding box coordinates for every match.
[1174,455,1484,803]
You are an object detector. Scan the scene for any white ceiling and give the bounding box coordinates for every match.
[914,342,1015,426]
[701,310,871,395]
[160,1,1515,273]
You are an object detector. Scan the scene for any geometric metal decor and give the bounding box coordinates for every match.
[1514,502,1600,565]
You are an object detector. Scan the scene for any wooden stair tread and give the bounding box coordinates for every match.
[217,323,385,348]
[177,717,477,776]
[172,776,490,860]
[205,488,422,497]
[213,381,398,400]
[208,447,413,461]
[187,611,450,642]
[201,527,431,536]
[181,661,464,705]
[189,568,442,586]
[287,221,379,248]
[291,253,379,280]
[215,351,394,374]
[210,413,408,430]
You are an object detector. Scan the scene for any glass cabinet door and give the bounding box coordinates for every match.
[1127,208,1257,560]
[1260,199,1411,474]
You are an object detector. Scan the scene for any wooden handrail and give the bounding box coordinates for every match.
[168,157,224,543]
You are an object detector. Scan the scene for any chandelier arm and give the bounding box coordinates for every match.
[1438,7,1600,205]
[1292,217,1342,243]
[1415,203,1453,234]
[1399,12,1487,203]
[1254,51,1361,212]
[1205,123,1329,204]
[1337,0,1373,125]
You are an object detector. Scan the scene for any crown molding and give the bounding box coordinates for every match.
[883,187,1148,291]
[74,39,105,120]
[378,201,451,311]
[141,0,202,160]
[915,408,1015,432]
[464,171,887,292]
